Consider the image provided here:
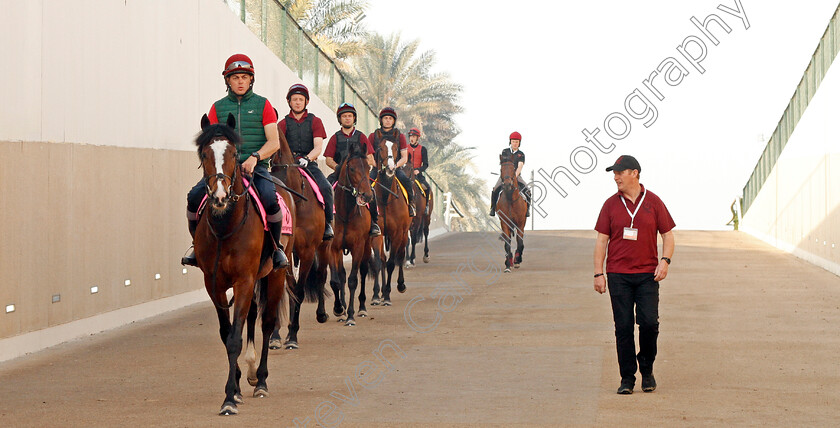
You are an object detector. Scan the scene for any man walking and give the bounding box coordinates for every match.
[593,155,675,394]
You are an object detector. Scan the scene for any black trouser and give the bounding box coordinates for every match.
[187,164,282,222]
[607,272,660,384]
[297,158,334,223]
[328,169,378,222]
[415,173,430,197]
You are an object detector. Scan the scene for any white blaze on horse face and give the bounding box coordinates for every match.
[384,140,395,171]
[211,139,229,200]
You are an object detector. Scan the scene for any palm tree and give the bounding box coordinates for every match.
[279,0,370,60]
[345,32,491,230]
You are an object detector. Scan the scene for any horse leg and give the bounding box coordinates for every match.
[214,306,243,407]
[371,243,382,305]
[503,229,513,273]
[313,245,330,323]
[422,221,430,263]
[383,253,395,306]
[245,293,259,386]
[396,240,407,293]
[329,250,347,319]
[220,284,254,415]
[345,258,361,326]
[358,258,368,318]
[515,230,524,267]
[254,271,284,398]
[283,275,304,350]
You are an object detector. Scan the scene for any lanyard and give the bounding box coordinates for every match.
[620,190,646,229]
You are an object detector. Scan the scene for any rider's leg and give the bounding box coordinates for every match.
[305,162,334,240]
[254,166,289,269]
[181,179,205,266]
[326,170,338,186]
[367,169,382,236]
[518,176,531,217]
[417,174,431,214]
[489,177,502,217]
[396,169,416,217]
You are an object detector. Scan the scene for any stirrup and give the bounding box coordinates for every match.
[370,223,382,237]
[323,223,334,240]
[180,248,197,267]
[273,248,289,269]
[409,205,416,217]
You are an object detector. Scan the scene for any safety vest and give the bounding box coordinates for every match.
[407,143,424,169]
[333,129,362,165]
[284,114,315,156]
[212,89,269,166]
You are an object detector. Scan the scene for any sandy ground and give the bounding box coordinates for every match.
[1,230,838,427]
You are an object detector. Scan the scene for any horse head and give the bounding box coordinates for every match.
[196,113,242,213]
[375,138,397,178]
[339,141,374,205]
[499,155,517,200]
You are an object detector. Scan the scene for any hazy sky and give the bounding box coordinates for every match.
[362,0,839,230]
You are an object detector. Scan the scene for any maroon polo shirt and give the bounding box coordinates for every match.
[277,110,327,139]
[595,184,675,274]
[324,128,374,158]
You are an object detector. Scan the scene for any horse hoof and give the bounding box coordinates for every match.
[423,256,429,263]
[514,263,520,269]
[233,393,244,404]
[359,310,368,317]
[253,387,269,398]
[337,317,345,323]
[247,376,258,387]
[398,284,406,293]
[268,338,283,350]
[504,268,511,273]
[382,300,392,307]
[333,308,344,317]
[284,340,299,350]
[316,313,329,323]
[371,299,380,306]
[220,402,239,416]
[345,319,356,326]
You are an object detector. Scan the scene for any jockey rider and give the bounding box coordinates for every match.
[324,103,382,237]
[490,131,531,217]
[369,107,417,217]
[182,54,289,269]
[277,84,335,241]
[406,128,431,203]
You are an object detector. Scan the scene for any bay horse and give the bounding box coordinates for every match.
[269,129,330,350]
[401,162,433,267]
[496,154,527,273]
[371,139,411,304]
[329,142,375,326]
[193,113,291,415]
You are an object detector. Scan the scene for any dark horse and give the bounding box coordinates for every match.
[496,154,527,273]
[370,139,411,305]
[193,114,292,415]
[268,129,330,350]
[329,142,376,326]
[401,161,433,267]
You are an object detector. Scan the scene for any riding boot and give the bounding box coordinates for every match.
[180,219,199,266]
[489,187,501,217]
[269,221,290,269]
[525,190,532,218]
[369,197,382,236]
[321,180,335,241]
[407,187,417,217]
[323,222,334,241]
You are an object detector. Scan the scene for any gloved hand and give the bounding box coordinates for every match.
[298,157,309,168]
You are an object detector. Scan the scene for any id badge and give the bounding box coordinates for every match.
[623,227,638,241]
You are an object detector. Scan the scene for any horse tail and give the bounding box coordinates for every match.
[385,236,391,252]
[367,247,381,279]
[278,276,290,332]
[302,253,322,303]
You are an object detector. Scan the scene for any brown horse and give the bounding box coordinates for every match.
[496,155,527,273]
[268,130,330,350]
[401,163,433,267]
[329,142,375,326]
[371,139,411,304]
[193,114,291,415]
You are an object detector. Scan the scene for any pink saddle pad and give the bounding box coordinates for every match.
[299,168,325,208]
[200,177,292,235]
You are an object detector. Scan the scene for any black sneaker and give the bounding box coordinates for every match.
[617,382,634,395]
[641,374,656,392]
[323,223,334,240]
[273,248,289,269]
[489,210,495,217]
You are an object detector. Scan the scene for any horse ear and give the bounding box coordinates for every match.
[200,114,211,130]
[226,113,236,129]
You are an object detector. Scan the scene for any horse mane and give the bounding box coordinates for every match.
[500,152,513,164]
[195,115,241,155]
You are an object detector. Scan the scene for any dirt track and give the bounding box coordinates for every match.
[1,231,839,427]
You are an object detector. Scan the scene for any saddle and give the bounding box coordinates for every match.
[297,167,326,208]
[372,177,409,204]
[197,176,293,235]
[414,179,427,199]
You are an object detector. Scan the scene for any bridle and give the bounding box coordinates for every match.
[203,138,250,205]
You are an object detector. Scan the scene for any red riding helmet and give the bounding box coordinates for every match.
[509,131,522,142]
[379,107,397,121]
[408,128,421,137]
[286,83,310,101]
[222,54,255,78]
[336,102,357,124]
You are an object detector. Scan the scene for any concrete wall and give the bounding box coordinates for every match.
[0,0,343,348]
[742,53,840,276]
